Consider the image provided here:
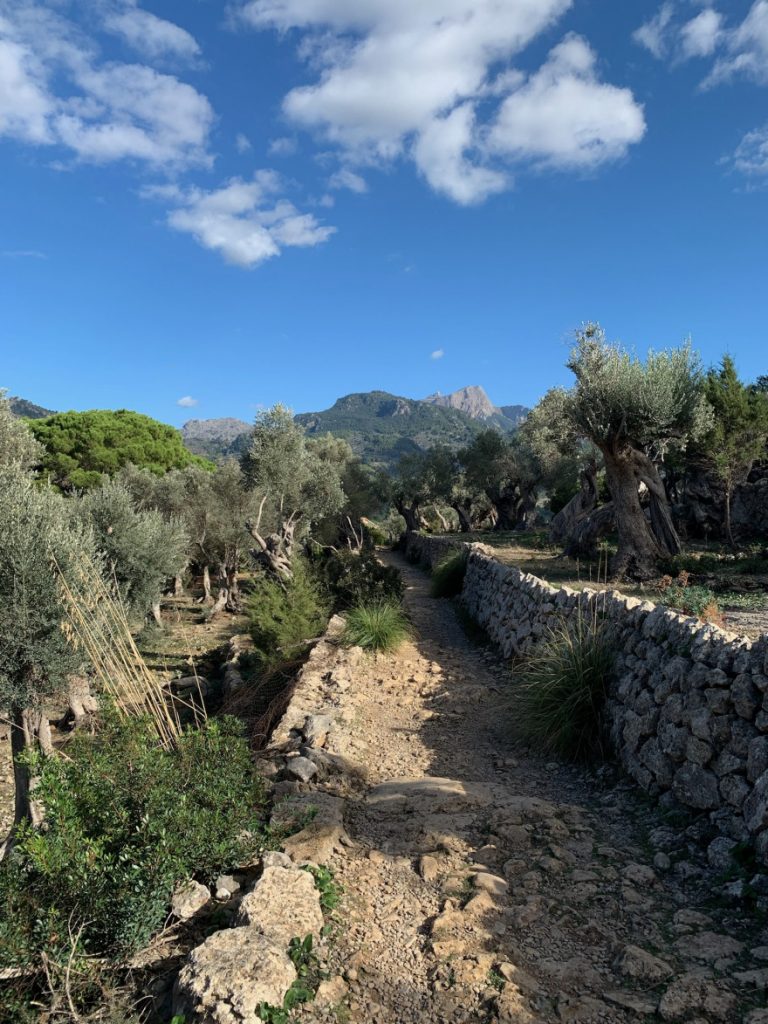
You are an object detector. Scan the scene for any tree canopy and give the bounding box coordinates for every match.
[29,409,208,490]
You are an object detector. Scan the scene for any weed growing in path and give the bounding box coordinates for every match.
[341,602,411,653]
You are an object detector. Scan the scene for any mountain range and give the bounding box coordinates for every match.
[9,385,529,468]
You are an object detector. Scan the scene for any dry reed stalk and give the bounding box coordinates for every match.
[55,552,204,747]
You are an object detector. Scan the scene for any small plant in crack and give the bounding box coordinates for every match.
[256,935,325,1023]
[487,968,505,992]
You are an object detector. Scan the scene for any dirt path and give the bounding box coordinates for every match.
[300,554,768,1024]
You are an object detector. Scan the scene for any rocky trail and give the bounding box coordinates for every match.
[283,554,768,1024]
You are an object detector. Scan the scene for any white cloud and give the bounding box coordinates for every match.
[103,5,201,61]
[0,2,213,169]
[55,63,213,167]
[414,103,507,204]
[431,348,444,360]
[707,0,768,86]
[268,135,298,156]
[236,132,252,153]
[635,2,768,85]
[177,395,199,407]
[488,36,646,170]
[236,0,644,204]
[633,3,675,59]
[145,172,336,268]
[729,123,768,177]
[680,9,723,59]
[328,167,367,192]
[0,35,52,143]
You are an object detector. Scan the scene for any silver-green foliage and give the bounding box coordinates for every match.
[0,390,43,471]
[80,479,189,617]
[565,325,712,458]
[0,466,93,715]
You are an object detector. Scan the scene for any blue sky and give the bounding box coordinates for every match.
[1,0,766,426]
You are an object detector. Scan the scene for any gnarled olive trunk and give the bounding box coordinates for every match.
[488,490,519,532]
[603,445,680,579]
[451,500,473,534]
[60,674,98,730]
[248,516,297,580]
[550,462,599,546]
[225,567,241,612]
[394,498,421,535]
[514,485,537,531]
[562,501,615,558]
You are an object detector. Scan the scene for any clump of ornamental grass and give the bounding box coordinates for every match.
[511,607,614,762]
[341,601,411,654]
[430,550,467,599]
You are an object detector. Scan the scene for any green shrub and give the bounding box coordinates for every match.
[0,712,267,968]
[430,550,467,598]
[341,601,411,653]
[317,549,403,609]
[248,558,331,670]
[660,583,718,618]
[511,610,614,762]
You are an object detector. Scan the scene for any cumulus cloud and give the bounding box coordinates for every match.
[177,395,199,407]
[235,0,644,204]
[236,132,252,153]
[103,5,201,61]
[0,2,213,169]
[431,348,444,360]
[488,36,646,171]
[145,172,336,268]
[414,103,507,204]
[328,167,367,192]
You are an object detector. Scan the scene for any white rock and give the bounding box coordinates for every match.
[174,927,296,1023]
[171,880,211,920]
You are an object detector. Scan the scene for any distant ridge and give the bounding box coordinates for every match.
[8,396,55,419]
[423,385,528,431]
[181,418,252,460]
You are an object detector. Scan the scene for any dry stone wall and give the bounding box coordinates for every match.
[405,533,768,863]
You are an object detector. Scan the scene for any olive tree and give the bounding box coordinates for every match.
[460,430,540,531]
[80,480,189,625]
[0,465,97,833]
[521,388,610,555]
[565,325,711,579]
[0,389,43,470]
[242,406,345,579]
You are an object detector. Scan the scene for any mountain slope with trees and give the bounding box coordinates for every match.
[295,390,508,467]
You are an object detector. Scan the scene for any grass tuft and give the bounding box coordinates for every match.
[341,601,411,653]
[510,608,614,762]
[430,550,468,599]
